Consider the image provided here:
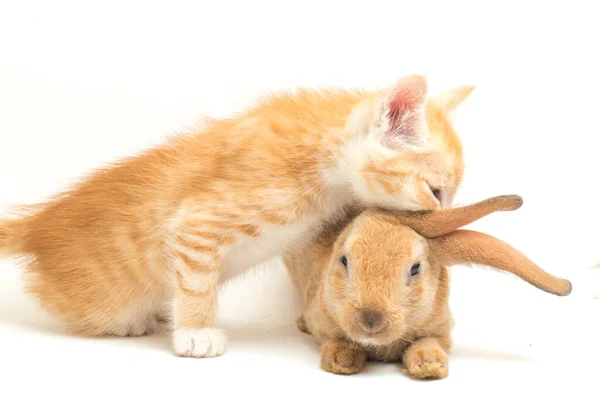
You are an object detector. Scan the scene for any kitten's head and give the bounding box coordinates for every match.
[338,75,474,211]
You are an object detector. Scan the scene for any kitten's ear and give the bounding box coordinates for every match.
[378,75,429,149]
[431,84,475,114]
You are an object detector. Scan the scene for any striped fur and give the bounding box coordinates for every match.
[0,75,473,357]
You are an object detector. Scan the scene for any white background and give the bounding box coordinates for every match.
[1,1,599,399]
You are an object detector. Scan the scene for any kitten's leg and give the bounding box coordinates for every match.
[170,243,226,358]
[402,336,449,380]
[112,298,164,337]
[320,338,367,375]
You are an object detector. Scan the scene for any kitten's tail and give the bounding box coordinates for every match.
[0,217,25,257]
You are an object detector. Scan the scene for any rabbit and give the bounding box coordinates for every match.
[282,195,572,379]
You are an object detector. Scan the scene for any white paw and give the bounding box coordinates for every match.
[173,328,227,358]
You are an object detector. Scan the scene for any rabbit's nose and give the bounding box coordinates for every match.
[357,309,386,333]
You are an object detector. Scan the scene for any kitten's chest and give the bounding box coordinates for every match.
[220,217,323,282]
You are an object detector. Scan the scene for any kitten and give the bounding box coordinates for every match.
[0,75,473,358]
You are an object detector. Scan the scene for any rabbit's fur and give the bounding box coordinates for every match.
[283,195,571,379]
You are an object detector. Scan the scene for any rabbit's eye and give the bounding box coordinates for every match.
[410,263,421,276]
[340,255,348,269]
[430,186,442,202]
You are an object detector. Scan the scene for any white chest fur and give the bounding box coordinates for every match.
[220,217,323,283]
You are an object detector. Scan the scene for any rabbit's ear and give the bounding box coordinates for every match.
[390,195,523,238]
[428,230,572,296]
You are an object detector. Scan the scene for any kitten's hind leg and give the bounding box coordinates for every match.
[121,314,165,337]
[69,314,155,338]
[110,301,165,337]
[146,313,168,334]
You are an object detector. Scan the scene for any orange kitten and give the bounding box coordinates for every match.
[0,75,473,358]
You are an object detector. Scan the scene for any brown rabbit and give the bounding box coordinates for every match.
[282,195,572,379]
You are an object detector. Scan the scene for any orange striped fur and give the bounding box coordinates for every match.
[0,75,474,358]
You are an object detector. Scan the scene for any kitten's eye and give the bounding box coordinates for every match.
[340,255,348,268]
[410,263,421,277]
[430,187,442,202]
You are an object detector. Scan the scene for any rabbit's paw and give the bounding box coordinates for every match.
[296,315,310,334]
[320,339,367,375]
[403,341,449,380]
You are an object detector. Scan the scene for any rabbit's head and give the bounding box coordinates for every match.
[321,195,572,347]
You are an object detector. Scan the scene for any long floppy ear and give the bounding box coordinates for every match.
[389,195,523,238]
[429,230,572,296]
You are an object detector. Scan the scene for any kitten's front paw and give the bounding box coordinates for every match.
[320,339,367,375]
[403,346,448,380]
[173,328,227,358]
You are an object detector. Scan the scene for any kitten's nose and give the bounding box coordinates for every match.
[357,309,386,333]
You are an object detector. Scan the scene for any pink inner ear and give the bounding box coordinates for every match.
[385,75,428,139]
